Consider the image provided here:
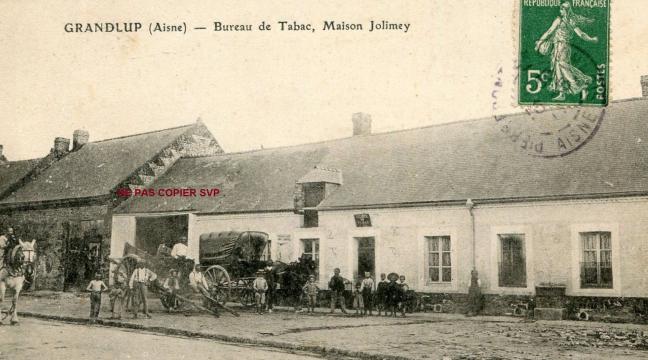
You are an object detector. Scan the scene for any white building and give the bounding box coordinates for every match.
[111,97,648,308]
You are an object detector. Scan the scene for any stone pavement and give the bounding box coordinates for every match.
[9,292,648,360]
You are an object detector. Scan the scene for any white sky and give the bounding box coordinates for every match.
[1,0,647,160]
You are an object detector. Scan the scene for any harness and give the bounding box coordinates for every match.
[1,245,25,277]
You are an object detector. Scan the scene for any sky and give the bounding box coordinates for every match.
[1,0,647,160]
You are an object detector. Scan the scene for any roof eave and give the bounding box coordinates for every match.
[315,190,648,211]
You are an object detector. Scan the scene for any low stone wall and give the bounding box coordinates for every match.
[270,289,648,323]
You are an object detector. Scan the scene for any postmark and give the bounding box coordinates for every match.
[493,64,605,158]
[518,0,609,106]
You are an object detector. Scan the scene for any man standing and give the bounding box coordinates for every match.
[1,226,18,268]
[171,236,189,259]
[328,268,348,314]
[361,272,375,316]
[129,261,157,319]
[264,260,277,313]
[189,264,209,297]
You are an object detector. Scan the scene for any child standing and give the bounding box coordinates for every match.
[352,282,364,315]
[86,272,108,324]
[252,270,268,314]
[302,275,319,313]
[361,272,375,316]
[109,280,125,320]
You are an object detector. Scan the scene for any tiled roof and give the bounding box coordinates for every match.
[0,159,39,196]
[0,124,195,204]
[116,98,648,214]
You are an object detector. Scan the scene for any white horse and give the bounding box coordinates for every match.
[0,239,36,325]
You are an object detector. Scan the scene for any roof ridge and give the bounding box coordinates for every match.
[91,123,195,144]
[3,158,41,164]
[178,96,648,160]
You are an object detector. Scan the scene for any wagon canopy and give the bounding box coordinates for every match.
[199,231,268,265]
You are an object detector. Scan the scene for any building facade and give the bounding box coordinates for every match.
[111,97,648,319]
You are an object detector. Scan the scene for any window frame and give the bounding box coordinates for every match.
[301,238,320,279]
[570,223,620,296]
[579,231,613,289]
[417,227,458,291]
[490,225,534,295]
[426,235,452,284]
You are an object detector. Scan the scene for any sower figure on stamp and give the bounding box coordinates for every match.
[535,1,599,101]
[129,261,156,319]
[86,272,108,324]
[328,268,348,314]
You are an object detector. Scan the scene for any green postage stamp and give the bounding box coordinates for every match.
[518,0,609,106]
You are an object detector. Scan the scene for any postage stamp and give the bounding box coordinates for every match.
[518,0,610,106]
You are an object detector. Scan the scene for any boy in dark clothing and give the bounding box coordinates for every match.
[328,268,348,314]
[375,273,389,316]
[385,274,405,317]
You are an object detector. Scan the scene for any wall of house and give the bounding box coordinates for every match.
[474,197,648,298]
[110,211,305,283]
[0,203,111,290]
[319,197,648,299]
[318,206,472,291]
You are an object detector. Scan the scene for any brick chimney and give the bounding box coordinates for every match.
[352,112,372,136]
[642,75,648,98]
[53,137,70,157]
[72,129,89,151]
[0,145,7,164]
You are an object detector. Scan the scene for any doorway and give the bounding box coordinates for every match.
[498,234,527,287]
[135,215,188,255]
[356,237,375,280]
[63,220,104,291]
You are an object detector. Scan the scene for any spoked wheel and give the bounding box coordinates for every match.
[204,265,231,305]
[238,279,255,307]
[114,254,140,311]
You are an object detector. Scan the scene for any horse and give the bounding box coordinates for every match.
[0,239,36,325]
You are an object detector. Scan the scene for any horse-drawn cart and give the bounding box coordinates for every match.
[111,231,274,315]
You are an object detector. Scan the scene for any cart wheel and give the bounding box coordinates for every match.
[240,287,255,307]
[114,254,140,311]
[204,265,231,305]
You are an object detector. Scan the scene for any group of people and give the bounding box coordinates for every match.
[330,269,410,317]
[250,267,412,317]
[87,260,212,323]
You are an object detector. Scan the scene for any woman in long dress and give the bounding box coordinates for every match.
[535,2,599,101]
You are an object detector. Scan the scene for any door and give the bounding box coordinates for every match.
[499,234,526,287]
[356,237,375,280]
[63,220,104,291]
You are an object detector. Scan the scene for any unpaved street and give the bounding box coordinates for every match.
[0,318,329,360]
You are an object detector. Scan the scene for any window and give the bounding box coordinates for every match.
[427,236,451,283]
[498,234,527,287]
[580,232,612,288]
[303,210,318,228]
[302,238,320,279]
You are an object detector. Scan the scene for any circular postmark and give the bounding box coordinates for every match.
[494,106,604,157]
[492,42,606,158]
